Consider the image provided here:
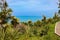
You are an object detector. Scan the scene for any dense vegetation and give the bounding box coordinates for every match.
[0,1,60,40]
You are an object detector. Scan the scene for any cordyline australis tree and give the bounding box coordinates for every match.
[0,0,20,29]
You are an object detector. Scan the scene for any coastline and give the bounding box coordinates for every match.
[16,16,53,22]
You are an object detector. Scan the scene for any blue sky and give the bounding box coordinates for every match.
[7,0,58,17]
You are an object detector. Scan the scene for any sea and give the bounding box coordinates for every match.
[16,16,53,22]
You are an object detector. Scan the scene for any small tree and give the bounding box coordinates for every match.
[28,20,33,27]
[34,20,41,27]
[0,1,20,28]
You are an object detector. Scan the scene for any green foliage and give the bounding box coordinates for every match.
[34,20,41,27]
[0,0,60,40]
[27,20,33,27]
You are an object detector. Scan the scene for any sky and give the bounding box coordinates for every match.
[7,0,58,17]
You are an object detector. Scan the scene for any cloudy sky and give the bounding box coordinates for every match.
[7,0,58,17]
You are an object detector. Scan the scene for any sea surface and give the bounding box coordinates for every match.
[16,16,52,22]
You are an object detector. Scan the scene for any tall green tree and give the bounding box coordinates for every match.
[0,1,20,28]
